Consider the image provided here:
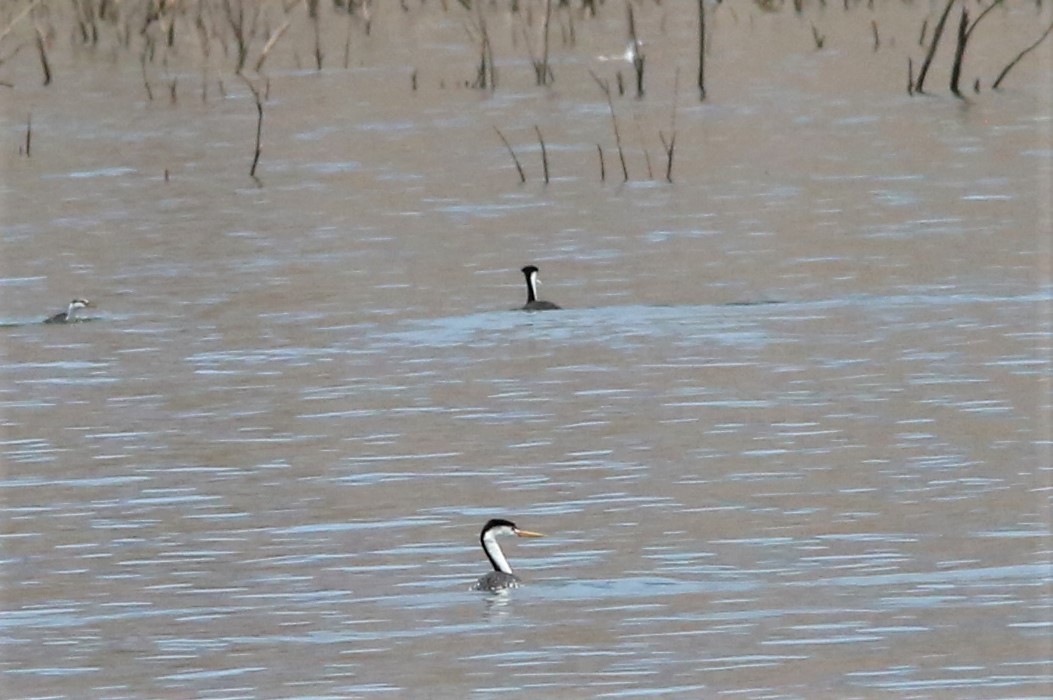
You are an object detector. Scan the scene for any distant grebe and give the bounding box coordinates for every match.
[472,518,545,592]
[44,298,93,324]
[520,265,560,311]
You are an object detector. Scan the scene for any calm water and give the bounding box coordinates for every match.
[2,2,1051,698]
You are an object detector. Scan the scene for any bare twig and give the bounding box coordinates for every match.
[597,144,606,182]
[24,112,31,157]
[697,0,706,101]
[992,17,1053,90]
[494,127,526,184]
[590,70,628,182]
[0,0,43,44]
[810,23,825,49]
[627,2,645,97]
[255,18,292,73]
[140,48,154,100]
[914,0,956,94]
[949,7,969,98]
[33,23,50,86]
[659,67,680,183]
[238,74,264,180]
[534,125,549,184]
[538,0,552,85]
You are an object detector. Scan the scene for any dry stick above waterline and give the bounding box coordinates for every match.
[992,18,1053,90]
[913,0,957,94]
[950,0,1005,96]
[626,2,645,98]
[697,0,706,101]
[534,125,550,185]
[589,70,629,183]
[34,23,51,85]
[238,74,265,181]
[494,126,526,184]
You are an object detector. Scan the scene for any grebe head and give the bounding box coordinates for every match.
[45,298,94,324]
[473,518,545,592]
[519,265,560,311]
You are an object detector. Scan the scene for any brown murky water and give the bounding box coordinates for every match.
[2,2,1051,698]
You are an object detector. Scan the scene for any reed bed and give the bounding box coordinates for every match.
[1,0,1048,183]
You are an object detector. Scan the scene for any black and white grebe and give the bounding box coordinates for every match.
[472,518,544,592]
[44,298,93,324]
[520,265,560,311]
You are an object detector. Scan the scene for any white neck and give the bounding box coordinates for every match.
[482,530,513,574]
[66,302,80,319]
[527,271,539,301]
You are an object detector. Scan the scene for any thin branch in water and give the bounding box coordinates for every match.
[33,23,51,86]
[589,70,628,182]
[0,0,43,44]
[535,125,550,184]
[23,112,31,157]
[992,17,1053,90]
[627,2,645,97]
[914,0,957,94]
[255,19,292,73]
[494,127,526,184]
[538,0,553,86]
[632,112,653,180]
[949,7,969,98]
[140,48,154,101]
[238,74,265,181]
[597,144,606,182]
[310,0,323,70]
[659,67,680,183]
[697,0,706,101]
[810,23,825,50]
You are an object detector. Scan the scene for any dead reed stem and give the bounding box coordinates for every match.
[33,23,51,85]
[0,0,43,45]
[697,0,706,101]
[992,18,1053,90]
[24,112,31,157]
[597,144,606,182]
[534,125,550,184]
[626,2,644,98]
[914,0,956,94]
[590,70,628,182]
[310,0,323,70]
[951,0,1004,95]
[140,48,154,100]
[238,74,265,180]
[494,127,526,184]
[539,0,552,86]
[949,7,969,97]
[255,19,292,73]
[659,67,680,183]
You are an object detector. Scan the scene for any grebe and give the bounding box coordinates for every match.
[472,518,544,592]
[520,265,560,311]
[44,298,93,324]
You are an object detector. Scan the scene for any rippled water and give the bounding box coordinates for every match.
[2,2,1051,698]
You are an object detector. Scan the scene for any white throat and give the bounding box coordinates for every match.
[482,530,514,574]
[527,271,540,300]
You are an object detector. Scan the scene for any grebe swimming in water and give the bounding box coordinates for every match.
[44,299,93,324]
[472,518,545,592]
[520,265,560,311]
